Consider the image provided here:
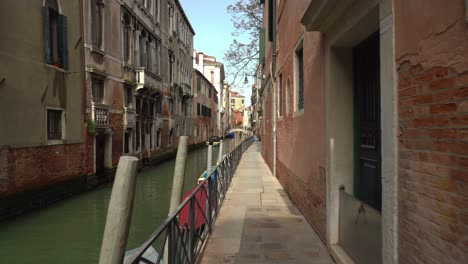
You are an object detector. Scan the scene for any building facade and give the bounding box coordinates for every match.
[193,51,225,136]
[258,0,468,263]
[192,70,217,144]
[0,0,86,211]
[83,0,194,174]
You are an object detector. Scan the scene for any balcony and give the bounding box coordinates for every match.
[135,67,162,92]
[124,107,136,128]
[181,83,192,97]
[91,102,110,128]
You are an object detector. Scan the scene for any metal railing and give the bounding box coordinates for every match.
[124,137,254,264]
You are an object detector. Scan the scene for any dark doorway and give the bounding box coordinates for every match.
[353,31,381,212]
[95,134,106,178]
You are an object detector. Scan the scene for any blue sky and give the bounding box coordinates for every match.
[179,0,252,102]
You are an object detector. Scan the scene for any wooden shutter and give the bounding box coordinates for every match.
[268,0,273,42]
[134,30,140,66]
[58,15,68,69]
[91,0,97,46]
[44,7,51,64]
[259,27,265,65]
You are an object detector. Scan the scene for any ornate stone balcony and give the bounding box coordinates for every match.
[135,67,162,92]
[91,102,110,128]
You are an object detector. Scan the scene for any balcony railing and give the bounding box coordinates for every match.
[124,107,136,128]
[91,102,110,128]
[124,137,254,264]
[181,83,192,97]
[135,67,162,91]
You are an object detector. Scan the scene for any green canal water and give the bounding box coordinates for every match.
[0,137,241,264]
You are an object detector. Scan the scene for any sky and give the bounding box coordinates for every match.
[179,0,252,104]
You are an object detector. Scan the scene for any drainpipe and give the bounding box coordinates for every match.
[272,0,277,177]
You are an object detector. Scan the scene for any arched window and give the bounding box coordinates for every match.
[44,0,68,69]
[122,13,131,62]
[91,0,104,48]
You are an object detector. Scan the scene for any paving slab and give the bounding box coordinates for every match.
[200,141,334,264]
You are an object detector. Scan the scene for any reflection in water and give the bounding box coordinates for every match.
[0,137,242,264]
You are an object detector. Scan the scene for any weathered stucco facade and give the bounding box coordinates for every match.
[0,0,85,198]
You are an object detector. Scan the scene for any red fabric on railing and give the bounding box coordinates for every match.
[178,186,207,229]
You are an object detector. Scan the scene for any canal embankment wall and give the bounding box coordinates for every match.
[0,141,207,222]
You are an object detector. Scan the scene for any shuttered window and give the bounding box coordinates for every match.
[267,0,274,42]
[259,27,265,65]
[44,1,68,69]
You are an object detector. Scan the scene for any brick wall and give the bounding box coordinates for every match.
[395,1,468,262]
[277,160,327,242]
[0,143,86,197]
[398,64,468,263]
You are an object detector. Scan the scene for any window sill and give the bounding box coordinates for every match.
[47,139,65,145]
[45,64,66,72]
[90,46,106,56]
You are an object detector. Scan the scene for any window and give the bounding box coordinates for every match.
[155,40,161,74]
[278,73,283,117]
[169,54,174,84]
[210,71,214,85]
[91,0,104,48]
[294,39,304,111]
[156,97,163,114]
[169,99,173,114]
[231,99,235,103]
[136,121,140,151]
[154,0,159,21]
[197,103,201,116]
[124,84,133,107]
[169,129,173,146]
[168,4,174,33]
[242,99,244,104]
[122,13,131,63]
[92,77,104,103]
[124,129,132,153]
[44,0,68,69]
[156,129,161,148]
[47,109,63,140]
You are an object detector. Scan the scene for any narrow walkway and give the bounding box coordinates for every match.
[201,141,334,264]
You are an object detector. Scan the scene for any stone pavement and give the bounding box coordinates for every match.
[200,141,334,264]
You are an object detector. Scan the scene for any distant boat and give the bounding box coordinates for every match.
[124,246,160,264]
[225,132,235,138]
[206,136,222,147]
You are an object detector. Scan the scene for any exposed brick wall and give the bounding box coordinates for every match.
[0,143,86,197]
[277,160,327,242]
[398,64,468,263]
[261,86,273,171]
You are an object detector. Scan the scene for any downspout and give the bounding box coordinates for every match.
[272,0,277,177]
[79,0,88,172]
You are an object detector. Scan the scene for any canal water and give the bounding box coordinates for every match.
[0,137,242,264]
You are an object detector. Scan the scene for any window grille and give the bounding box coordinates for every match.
[47,109,62,140]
